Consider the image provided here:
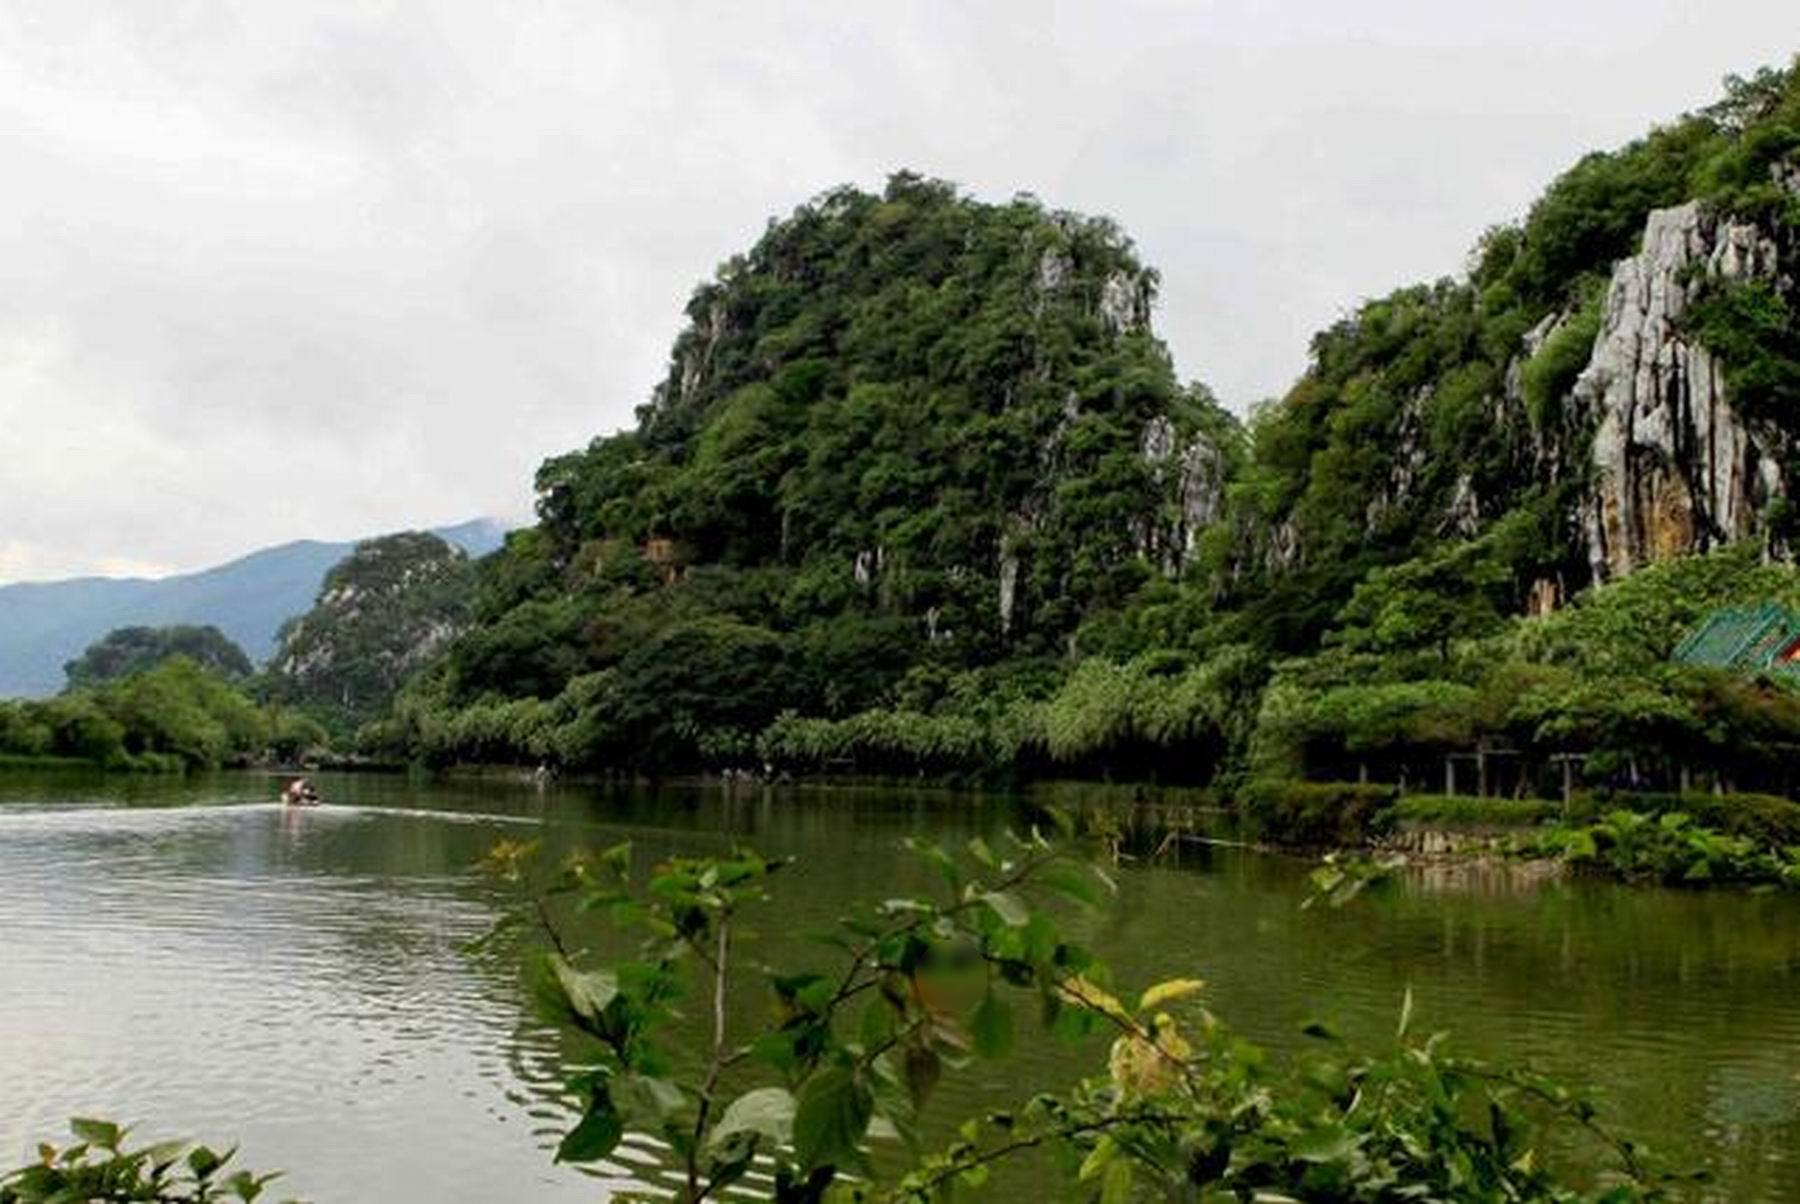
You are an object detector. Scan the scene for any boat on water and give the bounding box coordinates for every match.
[280,778,323,807]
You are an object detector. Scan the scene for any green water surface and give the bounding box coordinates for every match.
[1,771,1795,1201]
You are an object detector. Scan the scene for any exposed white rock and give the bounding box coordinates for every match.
[1576,201,1787,580]
[1098,270,1150,333]
[1137,416,1228,574]
[997,550,1020,634]
[677,299,729,404]
[1446,474,1482,537]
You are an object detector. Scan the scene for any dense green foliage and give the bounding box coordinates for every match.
[1571,788,1800,845]
[1234,780,1400,847]
[271,531,476,732]
[0,658,323,771]
[475,834,1669,1202]
[1254,545,1800,797]
[1521,809,1800,888]
[1,1119,285,1204]
[63,625,253,689]
[1392,793,1564,828]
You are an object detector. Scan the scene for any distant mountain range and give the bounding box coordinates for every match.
[0,518,507,698]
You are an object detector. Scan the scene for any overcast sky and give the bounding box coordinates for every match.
[1,1,1792,582]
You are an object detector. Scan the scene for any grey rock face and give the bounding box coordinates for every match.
[1576,201,1787,580]
[1098,270,1151,333]
[1137,415,1229,574]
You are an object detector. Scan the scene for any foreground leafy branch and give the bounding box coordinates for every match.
[0,1119,287,1204]
[487,827,1686,1202]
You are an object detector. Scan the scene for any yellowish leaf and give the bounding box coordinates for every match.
[1055,975,1127,1022]
[1078,1135,1117,1182]
[1138,977,1205,1012]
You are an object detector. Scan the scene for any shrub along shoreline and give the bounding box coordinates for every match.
[1234,778,1800,889]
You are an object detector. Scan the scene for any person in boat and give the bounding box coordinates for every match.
[281,777,321,806]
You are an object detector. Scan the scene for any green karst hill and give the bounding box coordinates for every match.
[357,61,1800,795]
[270,531,477,730]
[366,173,1237,770]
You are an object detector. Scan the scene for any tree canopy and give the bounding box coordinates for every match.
[64,625,253,689]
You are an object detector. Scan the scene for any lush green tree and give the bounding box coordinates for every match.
[63,625,253,689]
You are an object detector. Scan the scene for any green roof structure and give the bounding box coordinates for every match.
[1673,602,1800,682]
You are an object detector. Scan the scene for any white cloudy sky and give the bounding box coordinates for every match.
[1,1,1791,581]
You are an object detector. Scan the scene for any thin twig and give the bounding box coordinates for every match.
[686,915,733,1202]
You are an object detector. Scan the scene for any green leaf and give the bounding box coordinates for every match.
[980,890,1029,927]
[792,1064,874,1171]
[1079,1135,1117,1181]
[1292,1123,1361,1164]
[709,1087,796,1150]
[550,955,620,1022]
[224,1169,265,1201]
[1039,863,1103,905]
[1100,1157,1134,1204]
[556,1095,624,1164]
[68,1118,120,1151]
[970,991,1015,1059]
[188,1145,226,1179]
[613,1073,686,1126]
[905,838,961,895]
[858,997,897,1050]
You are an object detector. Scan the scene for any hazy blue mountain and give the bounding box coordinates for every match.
[0,518,507,698]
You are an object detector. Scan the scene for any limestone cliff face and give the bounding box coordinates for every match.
[1137,413,1230,574]
[1573,200,1790,581]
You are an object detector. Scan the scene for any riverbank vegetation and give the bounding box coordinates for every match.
[1517,809,1800,888]
[0,657,325,772]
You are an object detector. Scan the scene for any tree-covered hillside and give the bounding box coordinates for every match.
[64,625,252,688]
[378,60,1800,791]
[271,532,476,730]
[369,173,1235,768]
[1215,61,1800,656]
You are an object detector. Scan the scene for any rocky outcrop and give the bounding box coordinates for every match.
[1575,201,1790,580]
[1137,415,1229,574]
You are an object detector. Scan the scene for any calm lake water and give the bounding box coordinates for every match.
[3,771,1798,1201]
